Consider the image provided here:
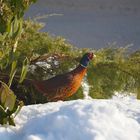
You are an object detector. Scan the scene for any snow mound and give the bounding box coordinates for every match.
[1,97,140,140]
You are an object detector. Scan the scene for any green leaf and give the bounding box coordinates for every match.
[0,87,7,105]
[8,61,17,87]
[14,101,24,118]
[12,19,23,40]
[19,57,29,83]
[8,19,14,38]
[6,20,12,34]
[0,81,16,111]
[4,90,16,111]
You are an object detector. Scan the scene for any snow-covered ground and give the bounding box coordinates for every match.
[1,94,140,140]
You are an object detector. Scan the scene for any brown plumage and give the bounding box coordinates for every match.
[31,52,94,102]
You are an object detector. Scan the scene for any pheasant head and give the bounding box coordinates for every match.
[80,52,94,68]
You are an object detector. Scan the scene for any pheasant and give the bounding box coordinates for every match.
[31,52,94,102]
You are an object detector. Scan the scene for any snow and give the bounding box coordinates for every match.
[0,95,140,140]
[81,76,91,100]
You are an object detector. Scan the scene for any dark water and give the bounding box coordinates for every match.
[25,0,140,50]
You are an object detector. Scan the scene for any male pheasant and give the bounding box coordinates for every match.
[32,52,94,102]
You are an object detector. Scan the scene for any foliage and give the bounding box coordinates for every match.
[0,81,23,126]
[88,46,140,99]
[0,0,36,125]
[0,0,37,68]
[1,15,140,105]
[0,1,140,115]
[2,20,138,103]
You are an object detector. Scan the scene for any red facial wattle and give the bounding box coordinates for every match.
[88,52,94,60]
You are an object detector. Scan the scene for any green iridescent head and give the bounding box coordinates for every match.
[80,52,94,67]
